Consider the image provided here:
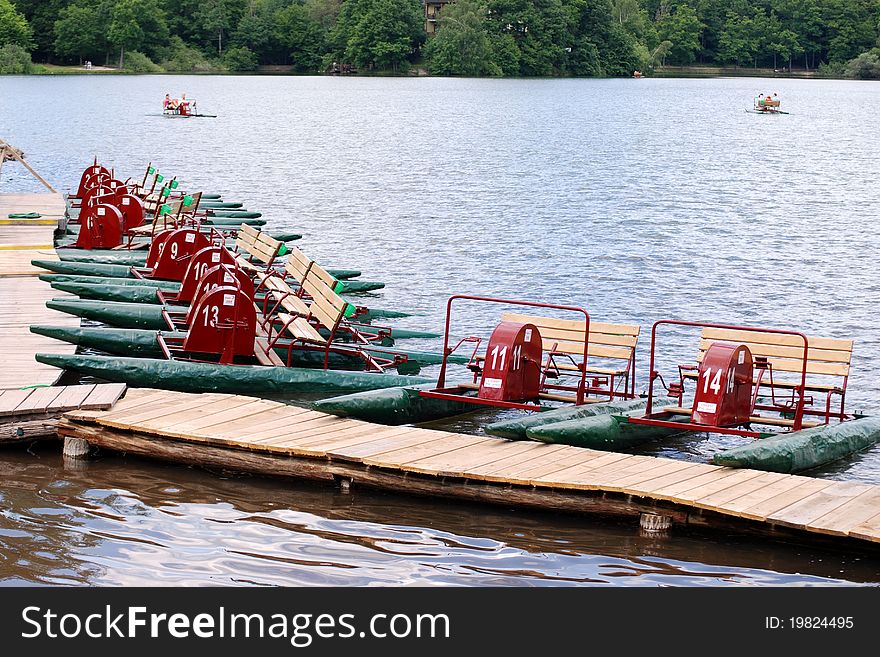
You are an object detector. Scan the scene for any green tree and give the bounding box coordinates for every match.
[0,0,32,49]
[424,0,500,75]
[54,4,106,62]
[196,0,247,54]
[844,47,880,78]
[275,1,326,71]
[334,0,423,71]
[7,0,62,59]
[718,10,758,65]
[656,4,704,64]
[0,42,31,71]
[231,0,283,63]
[769,27,801,69]
[222,43,257,69]
[108,0,169,68]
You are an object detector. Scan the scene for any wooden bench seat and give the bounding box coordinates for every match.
[276,312,325,344]
[235,223,282,272]
[691,327,851,388]
[676,326,853,426]
[499,312,640,399]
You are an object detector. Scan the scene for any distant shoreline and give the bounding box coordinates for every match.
[11,63,850,81]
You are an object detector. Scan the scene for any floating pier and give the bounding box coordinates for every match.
[0,383,126,443]
[58,388,880,548]
[0,192,78,387]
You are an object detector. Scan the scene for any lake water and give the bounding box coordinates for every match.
[1,74,879,586]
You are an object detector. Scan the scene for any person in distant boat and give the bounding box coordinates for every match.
[163,94,172,110]
[180,93,188,110]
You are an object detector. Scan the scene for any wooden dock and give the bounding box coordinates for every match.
[0,192,78,388]
[59,388,880,548]
[1,383,125,443]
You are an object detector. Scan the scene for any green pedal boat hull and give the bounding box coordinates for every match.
[313,384,476,425]
[29,325,453,373]
[485,397,654,441]
[33,260,379,292]
[525,410,690,449]
[712,416,880,474]
[34,353,432,395]
[56,249,361,279]
[44,299,435,340]
[47,281,411,321]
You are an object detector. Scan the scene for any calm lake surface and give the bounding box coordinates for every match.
[1,75,879,585]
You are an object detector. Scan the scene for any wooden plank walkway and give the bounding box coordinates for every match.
[61,388,880,546]
[1,383,126,443]
[0,193,78,387]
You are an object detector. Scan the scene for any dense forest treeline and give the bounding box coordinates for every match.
[0,0,878,77]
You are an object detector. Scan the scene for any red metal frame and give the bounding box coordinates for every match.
[419,295,592,410]
[630,319,813,437]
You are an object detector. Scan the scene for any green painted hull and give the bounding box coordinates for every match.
[713,416,880,473]
[34,260,376,291]
[45,298,436,340]
[47,281,412,321]
[485,398,653,441]
[29,325,453,373]
[56,250,361,279]
[205,211,262,218]
[52,282,165,304]
[198,201,244,209]
[62,226,302,242]
[203,217,265,226]
[34,354,432,395]
[35,260,135,278]
[40,274,181,290]
[313,384,476,425]
[58,250,151,266]
[526,411,690,449]
[47,299,170,329]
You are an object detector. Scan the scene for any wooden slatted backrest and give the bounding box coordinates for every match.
[235,225,281,266]
[698,327,853,377]
[235,223,259,252]
[284,247,312,283]
[307,261,340,291]
[500,312,639,362]
[182,191,202,215]
[301,277,347,333]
